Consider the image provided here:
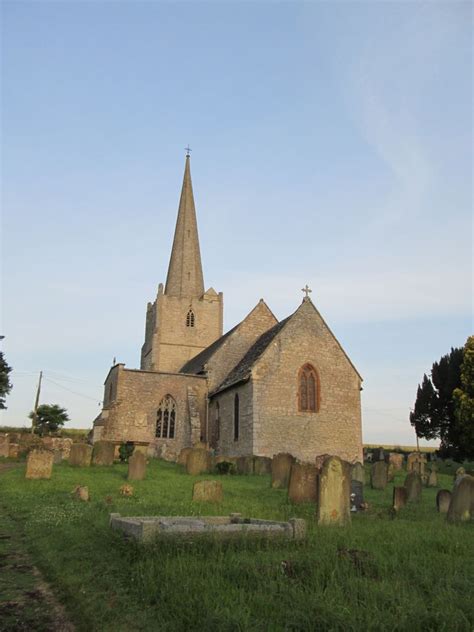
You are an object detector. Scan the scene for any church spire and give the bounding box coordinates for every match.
[165,154,205,297]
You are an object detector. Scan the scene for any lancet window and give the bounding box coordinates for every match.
[298,364,319,412]
[156,395,177,439]
[186,309,195,327]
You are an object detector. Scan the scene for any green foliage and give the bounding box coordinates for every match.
[118,442,134,463]
[0,350,12,410]
[28,404,69,436]
[452,336,474,459]
[215,460,236,475]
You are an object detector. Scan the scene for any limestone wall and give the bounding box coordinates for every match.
[211,381,254,457]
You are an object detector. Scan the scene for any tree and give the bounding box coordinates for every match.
[452,336,474,459]
[0,351,12,410]
[29,404,69,436]
[410,346,464,457]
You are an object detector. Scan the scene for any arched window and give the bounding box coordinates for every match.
[234,393,239,441]
[186,309,195,327]
[298,364,319,412]
[156,395,177,439]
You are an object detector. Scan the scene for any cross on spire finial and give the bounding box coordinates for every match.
[185,145,192,157]
[301,284,312,300]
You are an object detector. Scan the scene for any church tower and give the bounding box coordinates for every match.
[140,154,223,373]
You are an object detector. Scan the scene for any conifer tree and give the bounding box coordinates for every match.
[0,351,12,410]
[452,336,474,459]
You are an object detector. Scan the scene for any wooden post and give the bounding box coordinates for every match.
[31,371,43,434]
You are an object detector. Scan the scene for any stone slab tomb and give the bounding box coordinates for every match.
[447,475,474,524]
[25,448,54,480]
[404,472,422,502]
[128,451,147,481]
[186,448,211,476]
[69,443,93,467]
[436,489,451,514]
[288,463,318,504]
[271,453,295,489]
[92,441,115,466]
[317,455,351,527]
[393,486,407,511]
[371,461,388,490]
[110,513,306,543]
[192,480,223,503]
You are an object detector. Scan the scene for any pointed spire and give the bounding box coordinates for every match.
[165,155,205,297]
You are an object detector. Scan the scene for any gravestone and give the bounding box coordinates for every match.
[0,434,9,458]
[447,475,474,524]
[393,486,407,511]
[317,456,351,526]
[427,470,438,487]
[128,451,147,481]
[92,441,115,466]
[177,447,193,466]
[407,452,426,475]
[288,463,318,504]
[271,453,295,489]
[8,443,19,459]
[374,447,385,462]
[351,480,364,510]
[454,467,465,482]
[436,489,451,514]
[387,464,395,482]
[351,462,365,485]
[53,450,63,465]
[25,448,54,479]
[404,472,422,503]
[69,443,92,467]
[253,456,272,475]
[192,480,223,503]
[72,485,89,501]
[236,456,255,475]
[186,448,211,476]
[371,461,388,490]
[388,453,404,470]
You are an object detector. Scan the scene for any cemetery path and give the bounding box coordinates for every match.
[0,464,75,632]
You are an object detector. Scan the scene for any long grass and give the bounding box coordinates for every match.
[0,459,473,631]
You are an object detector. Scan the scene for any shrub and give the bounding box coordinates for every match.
[215,460,236,475]
[118,442,135,463]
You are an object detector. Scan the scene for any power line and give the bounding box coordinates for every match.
[43,377,101,404]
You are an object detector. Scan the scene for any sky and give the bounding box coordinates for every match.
[1,1,472,446]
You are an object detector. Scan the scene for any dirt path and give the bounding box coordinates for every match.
[0,462,75,632]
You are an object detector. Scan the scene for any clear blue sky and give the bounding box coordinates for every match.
[1,1,472,445]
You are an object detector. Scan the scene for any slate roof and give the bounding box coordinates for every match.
[179,323,240,375]
[212,316,291,394]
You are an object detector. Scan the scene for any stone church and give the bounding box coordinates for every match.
[92,155,363,463]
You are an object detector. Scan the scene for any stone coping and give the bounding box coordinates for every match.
[109,513,306,542]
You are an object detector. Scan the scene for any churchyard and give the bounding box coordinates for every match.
[0,451,473,632]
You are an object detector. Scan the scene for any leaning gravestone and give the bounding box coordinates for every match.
[92,441,115,466]
[253,456,272,475]
[351,462,365,485]
[192,480,223,503]
[69,443,93,467]
[25,448,54,480]
[317,456,351,526]
[271,453,295,489]
[128,451,147,481]
[186,448,211,475]
[447,475,474,524]
[388,453,404,470]
[427,470,438,487]
[177,447,193,466]
[393,486,407,511]
[404,472,422,502]
[0,434,10,458]
[288,463,318,504]
[436,489,451,514]
[371,461,388,490]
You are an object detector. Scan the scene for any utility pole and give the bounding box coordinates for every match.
[31,371,43,434]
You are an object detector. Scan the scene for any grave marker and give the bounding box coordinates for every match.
[192,480,223,503]
[288,463,318,504]
[271,453,295,489]
[317,456,351,527]
[25,448,53,479]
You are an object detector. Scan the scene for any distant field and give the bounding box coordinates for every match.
[0,459,472,631]
[364,444,437,452]
[0,427,89,439]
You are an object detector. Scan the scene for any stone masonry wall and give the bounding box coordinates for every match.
[251,300,363,463]
[211,381,253,457]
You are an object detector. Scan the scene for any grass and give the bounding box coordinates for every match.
[0,459,473,631]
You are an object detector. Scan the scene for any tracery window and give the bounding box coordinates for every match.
[298,364,319,412]
[234,394,239,441]
[186,309,195,327]
[156,395,177,439]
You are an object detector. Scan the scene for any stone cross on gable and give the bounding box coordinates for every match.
[301,284,312,299]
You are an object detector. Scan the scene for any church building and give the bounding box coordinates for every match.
[92,155,363,464]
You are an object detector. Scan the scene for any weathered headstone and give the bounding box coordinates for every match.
[454,467,466,482]
[253,456,272,475]
[53,450,63,465]
[128,451,147,481]
[427,470,438,487]
[8,443,19,459]
[186,448,211,476]
[436,489,451,514]
[271,453,295,489]
[387,463,395,482]
[371,461,388,490]
[192,480,223,503]
[72,485,89,501]
[69,443,92,467]
[374,447,385,462]
[351,462,365,485]
[92,441,115,466]
[236,456,255,475]
[404,472,422,502]
[288,463,318,504]
[25,448,54,480]
[447,475,474,524]
[407,452,426,475]
[351,480,364,510]
[317,456,351,526]
[0,434,10,458]
[388,453,404,470]
[393,486,407,511]
[177,447,193,466]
